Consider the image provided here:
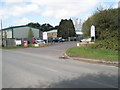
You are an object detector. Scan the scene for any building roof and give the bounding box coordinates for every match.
[47,30,57,33]
[1,25,40,31]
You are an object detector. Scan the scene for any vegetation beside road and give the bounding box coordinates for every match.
[82,8,119,50]
[66,46,118,61]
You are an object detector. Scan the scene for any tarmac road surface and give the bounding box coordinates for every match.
[2,42,118,88]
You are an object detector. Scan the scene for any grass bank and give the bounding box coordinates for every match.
[66,46,118,61]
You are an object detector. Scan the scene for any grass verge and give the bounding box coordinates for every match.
[66,46,118,61]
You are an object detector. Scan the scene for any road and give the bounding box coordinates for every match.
[2,42,118,88]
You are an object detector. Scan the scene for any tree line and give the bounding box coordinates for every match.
[27,19,76,39]
[27,23,58,32]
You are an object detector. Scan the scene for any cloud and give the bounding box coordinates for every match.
[100,0,119,2]
[1,0,100,20]
[38,0,100,18]
[12,18,36,26]
[0,1,40,20]
[1,0,23,3]
[1,0,118,27]
[11,4,40,17]
[113,2,118,8]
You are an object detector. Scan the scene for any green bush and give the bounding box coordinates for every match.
[89,38,118,51]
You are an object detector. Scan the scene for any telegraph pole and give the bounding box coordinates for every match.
[1,20,3,47]
[118,1,120,8]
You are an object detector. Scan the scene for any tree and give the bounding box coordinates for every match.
[27,22,41,29]
[28,28,34,38]
[54,25,59,29]
[27,22,54,31]
[41,23,53,31]
[57,19,76,39]
[68,19,76,37]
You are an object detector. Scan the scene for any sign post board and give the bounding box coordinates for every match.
[43,32,48,40]
[15,40,22,46]
[91,25,95,42]
[43,32,48,44]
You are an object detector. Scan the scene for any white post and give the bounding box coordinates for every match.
[91,25,95,42]
[43,32,48,44]
[0,46,1,90]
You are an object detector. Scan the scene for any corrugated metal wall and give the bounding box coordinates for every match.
[13,26,39,38]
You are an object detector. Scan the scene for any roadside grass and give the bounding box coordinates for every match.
[1,45,34,49]
[66,46,118,61]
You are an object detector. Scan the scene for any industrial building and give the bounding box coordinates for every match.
[0,25,42,39]
[47,29,57,38]
[0,25,42,46]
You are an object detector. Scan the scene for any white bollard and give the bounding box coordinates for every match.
[77,43,80,46]
[34,44,39,47]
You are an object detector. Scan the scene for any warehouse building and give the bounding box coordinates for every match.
[0,25,42,46]
[0,25,42,39]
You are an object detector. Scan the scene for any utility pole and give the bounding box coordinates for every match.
[118,1,120,8]
[1,19,3,47]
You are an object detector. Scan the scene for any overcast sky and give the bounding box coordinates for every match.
[0,0,119,28]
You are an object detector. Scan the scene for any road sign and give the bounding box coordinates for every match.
[43,32,48,40]
[91,25,95,37]
[15,40,22,46]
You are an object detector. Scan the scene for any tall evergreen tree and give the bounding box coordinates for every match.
[58,19,75,39]
[69,19,76,37]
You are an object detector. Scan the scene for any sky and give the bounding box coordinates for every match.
[0,0,119,28]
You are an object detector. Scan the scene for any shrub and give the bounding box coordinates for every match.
[89,38,118,51]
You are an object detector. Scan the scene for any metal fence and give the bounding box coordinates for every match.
[2,39,16,47]
[2,38,33,47]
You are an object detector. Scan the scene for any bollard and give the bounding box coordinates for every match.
[77,43,80,46]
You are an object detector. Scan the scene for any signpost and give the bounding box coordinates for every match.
[43,32,48,44]
[15,40,22,46]
[91,25,95,42]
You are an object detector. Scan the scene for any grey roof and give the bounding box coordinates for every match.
[1,25,40,31]
[47,30,57,33]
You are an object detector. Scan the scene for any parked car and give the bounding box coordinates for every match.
[53,37,65,42]
[53,37,59,42]
[34,38,45,44]
[81,38,91,42]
